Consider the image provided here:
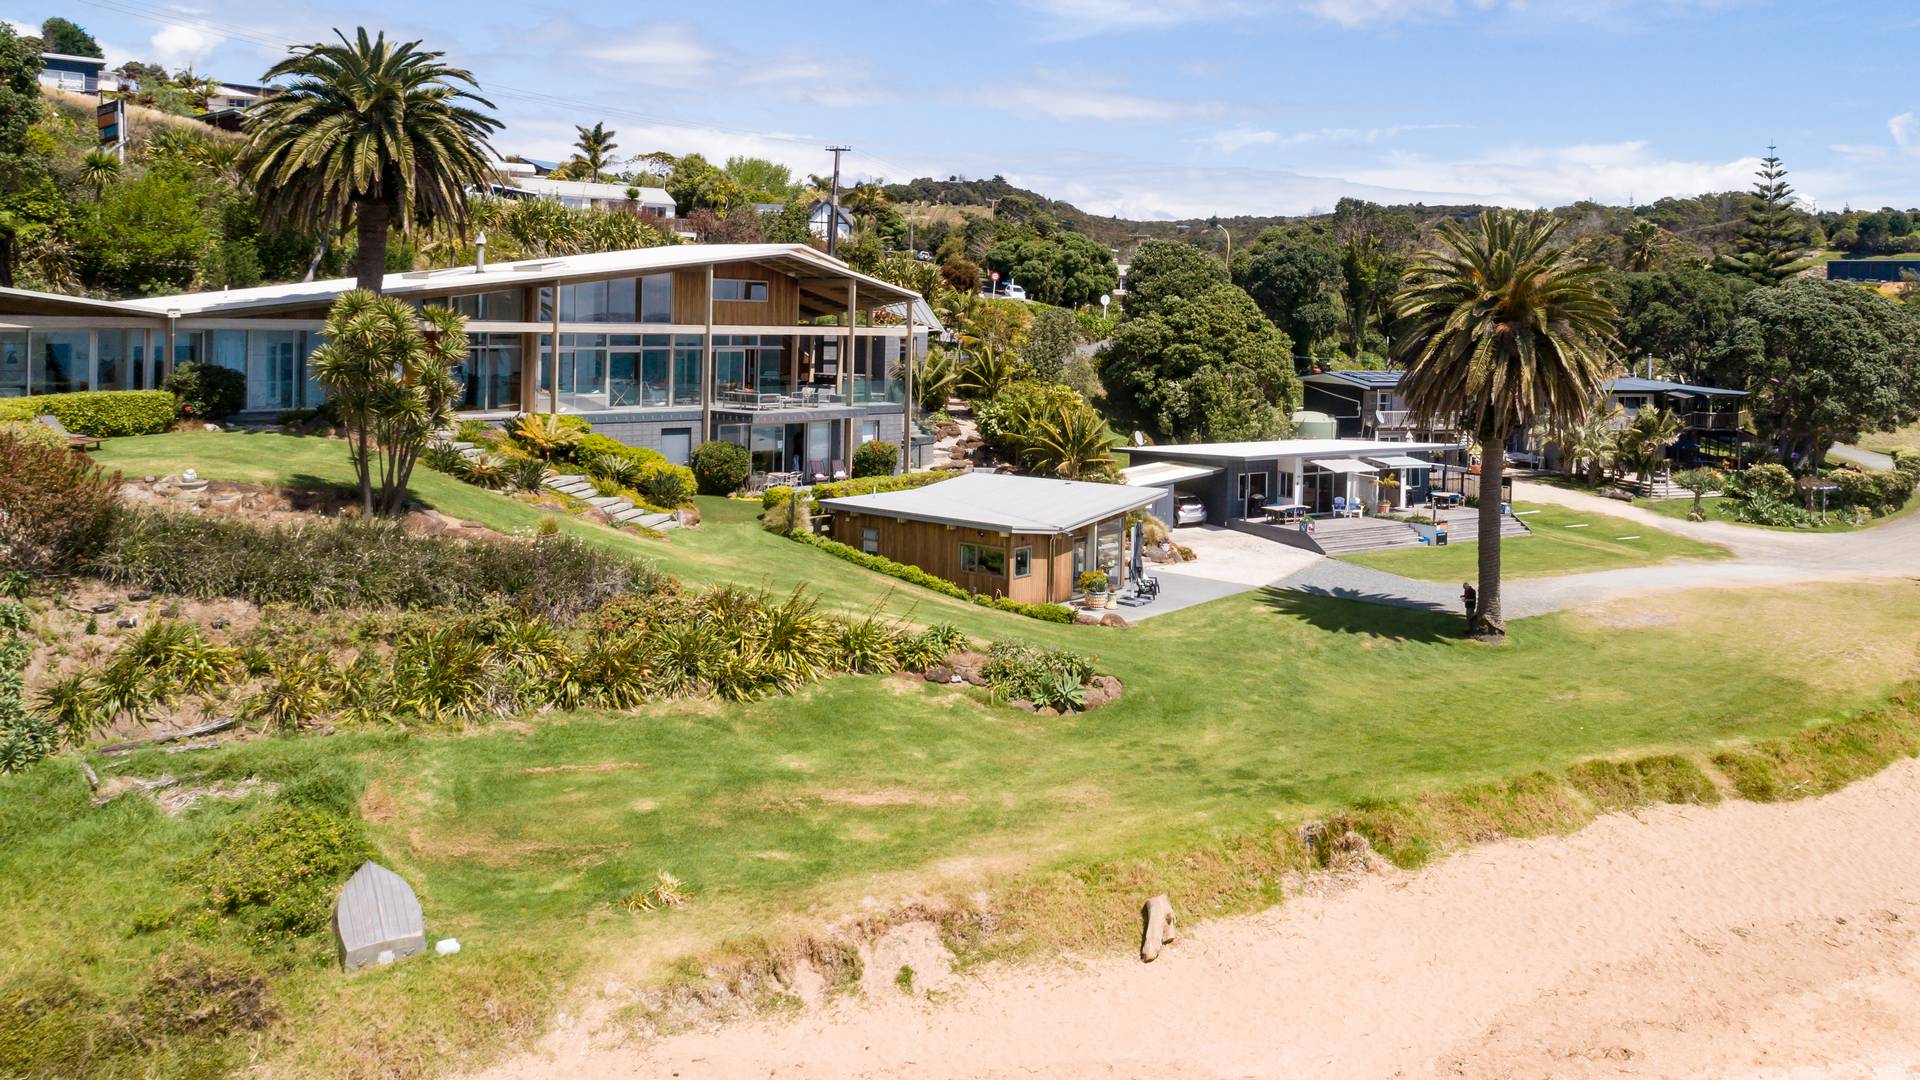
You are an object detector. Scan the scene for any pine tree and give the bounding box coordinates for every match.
[1718,146,1803,286]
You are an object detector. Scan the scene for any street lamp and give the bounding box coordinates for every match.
[1215,222,1232,262]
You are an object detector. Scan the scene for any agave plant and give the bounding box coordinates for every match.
[507,454,549,493]
[456,451,511,489]
[1031,671,1087,713]
[587,452,643,489]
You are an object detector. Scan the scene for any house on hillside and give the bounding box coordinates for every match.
[38,52,112,93]
[809,202,855,243]
[489,171,678,220]
[1300,369,1467,444]
[0,243,940,474]
[818,473,1160,604]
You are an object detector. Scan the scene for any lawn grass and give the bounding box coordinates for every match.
[1339,501,1730,582]
[1858,422,1920,456]
[17,429,1920,1077]
[1638,493,1920,534]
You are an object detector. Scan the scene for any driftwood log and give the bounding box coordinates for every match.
[1140,894,1178,962]
[96,717,236,757]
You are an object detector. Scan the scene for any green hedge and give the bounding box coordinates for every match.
[763,470,954,511]
[793,531,1074,624]
[0,390,176,436]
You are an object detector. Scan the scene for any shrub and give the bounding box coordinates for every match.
[0,389,176,436]
[761,470,952,513]
[691,439,751,495]
[981,641,1097,707]
[92,509,661,623]
[0,600,52,774]
[162,362,246,421]
[506,412,586,460]
[577,432,667,473]
[1077,570,1108,594]
[1732,462,1794,500]
[852,439,898,478]
[635,462,695,508]
[506,454,549,493]
[0,431,119,575]
[456,451,511,489]
[421,443,466,475]
[190,804,373,942]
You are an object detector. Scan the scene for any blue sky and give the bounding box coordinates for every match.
[13,0,1919,218]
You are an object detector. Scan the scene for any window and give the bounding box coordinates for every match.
[1013,546,1032,578]
[714,278,770,302]
[860,420,881,444]
[959,543,1007,576]
[861,527,880,555]
[661,428,693,466]
[640,274,674,323]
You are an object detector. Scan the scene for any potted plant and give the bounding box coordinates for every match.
[1376,474,1400,515]
[1078,570,1109,608]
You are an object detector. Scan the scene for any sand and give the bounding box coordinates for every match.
[471,758,1920,1079]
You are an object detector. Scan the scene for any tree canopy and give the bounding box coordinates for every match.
[1121,238,1229,319]
[1101,283,1297,442]
[984,231,1117,307]
[1717,148,1804,286]
[1232,227,1340,361]
[1720,278,1920,467]
[1607,268,1745,385]
[39,17,102,57]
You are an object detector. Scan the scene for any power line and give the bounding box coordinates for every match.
[71,0,891,161]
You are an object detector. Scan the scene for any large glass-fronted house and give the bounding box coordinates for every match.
[0,243,931,474]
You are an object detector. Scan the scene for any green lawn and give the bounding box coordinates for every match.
[1340,501,1730,581]
[15,430,1920,1078]
[1859,423,1920,456]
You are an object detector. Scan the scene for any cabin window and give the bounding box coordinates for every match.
[959,543,1006,576]
[714,278,769,302]
[1012,546,1032,578]
[860,527,880,555]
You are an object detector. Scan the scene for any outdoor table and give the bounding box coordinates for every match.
[1429,492,1464,508]
[1263,502,1307,524]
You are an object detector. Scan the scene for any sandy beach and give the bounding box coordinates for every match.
[473,757,1920,1079]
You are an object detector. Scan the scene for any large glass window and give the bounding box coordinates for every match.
[247,330,301,411]
[209,330,246,373]
[959,543,1006,576]
[641,274,673,323]
[30,331,90,393]
[714,278,769,302]
[672,335,701,406]
[608,334,642,407]
[852,336,903,404]
[457,333,521,411]
[97,331,133,390]
[432,290,523,321]
[0,331,26,397]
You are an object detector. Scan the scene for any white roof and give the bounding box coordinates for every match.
[1308,457,1378,475]
[119,243,918,317]
[508,176,674,206]
[819,472,1159,535]
[1366,454,1434,471]
[1129,438,1457,462]
[1120,461,1221,487]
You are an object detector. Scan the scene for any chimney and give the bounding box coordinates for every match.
[475,232,488,273]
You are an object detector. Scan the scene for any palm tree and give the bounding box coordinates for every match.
[246,28,502,292]
[1621,407,1685,492]
[915,344,959,413]
[1022,401,1116,480]
[77,149,120,196]
[1621,220,1663,273]
[844,183,889,228]
[1391,209,1618,641]
[1567,407,1624,486]
[573,122,618,180]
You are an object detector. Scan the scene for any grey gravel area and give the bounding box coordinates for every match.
[1116,571,1266,620]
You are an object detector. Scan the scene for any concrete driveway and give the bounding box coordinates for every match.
[1125,526,1320,620]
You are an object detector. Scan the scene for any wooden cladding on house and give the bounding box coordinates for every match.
[671,262,801,326]
[825,511,1102,606]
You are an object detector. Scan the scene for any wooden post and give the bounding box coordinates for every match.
[548,278,561,414]
[845,278,858,469]
[700,265,714,445]
[1141,894,1177,962]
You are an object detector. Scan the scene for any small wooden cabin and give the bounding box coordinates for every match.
[818,473,1160,605]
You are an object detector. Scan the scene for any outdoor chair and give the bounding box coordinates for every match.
[830,459,848,481]
[37,414,100,451]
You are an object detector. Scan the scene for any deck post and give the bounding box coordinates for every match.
[845,278,857,469]
[548,278,560,414]
[903,301,915,472]
[700,265,714,444]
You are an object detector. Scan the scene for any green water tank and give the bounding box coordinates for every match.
[1290,409,1338,440]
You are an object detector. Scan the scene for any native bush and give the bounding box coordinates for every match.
[92,509,661,622]
[980,641,1098,708]
[163,362,246,421]
[0,430,119,575]
[190,803,373,942]
[851,439,897,479]
[0,389,176,436]
[0,599,50,774]
[691,439,751,494]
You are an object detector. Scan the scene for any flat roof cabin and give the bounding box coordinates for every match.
[818,473,1160,605]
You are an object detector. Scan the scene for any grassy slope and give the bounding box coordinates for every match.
[1858,422,1920,455]
[20,430,1920,1077]
[1340,501,1730,582]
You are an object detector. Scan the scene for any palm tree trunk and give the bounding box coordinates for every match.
[354,198,391,293]
[1473,444,1507,641]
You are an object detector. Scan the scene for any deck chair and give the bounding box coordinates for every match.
[830,459,849,481]
[37,414,100,451]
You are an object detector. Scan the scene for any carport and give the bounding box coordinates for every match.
[1120,460,1225,525]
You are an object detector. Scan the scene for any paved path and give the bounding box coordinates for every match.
[1831,442,1897,472]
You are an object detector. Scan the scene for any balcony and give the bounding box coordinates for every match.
[1374,409,1413,429]
[1688,410,1744,431]
[716,383,847,411]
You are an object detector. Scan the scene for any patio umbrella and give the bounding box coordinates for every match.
[1130,523,1144,582]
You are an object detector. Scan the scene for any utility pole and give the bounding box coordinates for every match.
[825,145,850,259]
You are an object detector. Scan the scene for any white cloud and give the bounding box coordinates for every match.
[149,23,224,68]
[740,56,890,108]
[1019,0,1267,32]
[1340,140,1772,208]
[1301,0,1461,28]
[1890,111,1918,149]
[984,72,1218,123]
[1201,122,1461,154]
[580,23,717,86]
